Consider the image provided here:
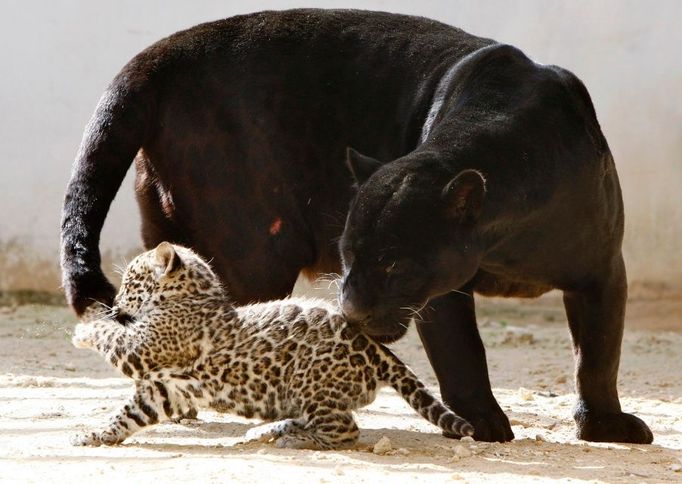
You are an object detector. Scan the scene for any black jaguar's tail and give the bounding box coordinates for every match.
[60,59,156,315]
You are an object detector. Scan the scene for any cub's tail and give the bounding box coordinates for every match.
[380,347,474,438]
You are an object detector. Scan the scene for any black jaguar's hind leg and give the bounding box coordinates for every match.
[134,155,187,250]
[416,288,514,443]
[563,254,653,444]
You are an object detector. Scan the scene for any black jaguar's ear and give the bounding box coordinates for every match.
[442,170,487,224]
[346,147,382,185]
[154,242,182,277]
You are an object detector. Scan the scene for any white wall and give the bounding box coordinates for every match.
[1,0,680,293]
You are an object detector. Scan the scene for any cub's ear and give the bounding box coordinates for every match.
[154,242,182,277]
[442,170,487,224]
[346,147,382,185]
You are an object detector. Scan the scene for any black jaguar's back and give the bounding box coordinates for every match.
[61,9,493,312]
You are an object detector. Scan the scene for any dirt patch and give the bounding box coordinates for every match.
[1,303,680,483]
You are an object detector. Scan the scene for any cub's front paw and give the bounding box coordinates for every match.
[71,323,94,349]
[70,431,101,446]
[70,430,123,446]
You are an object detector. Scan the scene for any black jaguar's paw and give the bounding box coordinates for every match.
[443,401,514,442]
[575,409,653,444]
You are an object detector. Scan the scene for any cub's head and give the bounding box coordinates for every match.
[339,149,486,342]
[113,242,224,324]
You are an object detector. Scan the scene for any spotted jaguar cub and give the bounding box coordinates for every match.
[72,242,474,449]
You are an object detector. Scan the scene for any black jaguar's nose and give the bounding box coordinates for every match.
[340,297,373,325]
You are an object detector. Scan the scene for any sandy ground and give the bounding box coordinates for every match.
[1,297,681,483]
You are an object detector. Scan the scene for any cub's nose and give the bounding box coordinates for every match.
[340,297,373,325]
[112,307,134,325]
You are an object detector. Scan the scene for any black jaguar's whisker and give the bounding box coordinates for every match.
[314,272,342,291]
[451,289,472,299]
[401,305,423,322]
[403,299,431,322]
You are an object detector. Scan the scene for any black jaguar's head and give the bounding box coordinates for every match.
[339,148,486,342]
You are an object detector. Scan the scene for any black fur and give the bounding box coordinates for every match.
[60,9,652,444]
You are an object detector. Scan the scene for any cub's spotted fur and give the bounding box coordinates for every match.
[72,242,473,449]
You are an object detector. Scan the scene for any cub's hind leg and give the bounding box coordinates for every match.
[244,418,308,443]
[276,408,360,450]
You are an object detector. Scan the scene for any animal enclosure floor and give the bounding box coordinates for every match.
[0,302,680,483]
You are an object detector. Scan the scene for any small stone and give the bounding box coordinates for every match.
[460,436,474,443]
[535,433,547,442]
[373,436,393,455]
[670,463,682,472]
[501,327,534,346]
[334,466,345,476]
[453,445,472,458]
[64,363,76,372]
[395,448,410,455]
[518,387,534,401]
[554,375,567,384]
[509,418,525,427]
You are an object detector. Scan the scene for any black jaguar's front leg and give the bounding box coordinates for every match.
[563,254,653,444]
[416,288,513,442]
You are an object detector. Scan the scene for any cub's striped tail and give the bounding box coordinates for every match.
[380,347,474,438]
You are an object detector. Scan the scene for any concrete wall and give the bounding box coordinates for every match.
[1,0,680,294]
